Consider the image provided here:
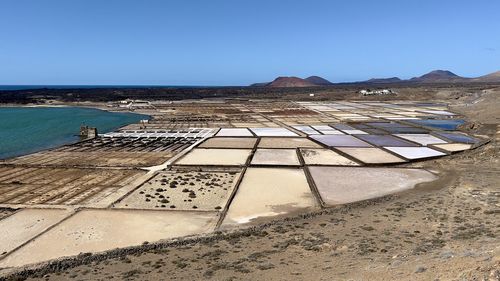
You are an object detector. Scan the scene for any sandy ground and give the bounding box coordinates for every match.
[1,87,499,281]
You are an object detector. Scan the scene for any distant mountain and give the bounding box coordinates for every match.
[267,77,318,87]
[305,76,333,85]
[250,70,500,87]
[472,70,500,83]
[357,70,467,84]
[409,70,468,83]
[364,77,402,84]
[250,75,331,87]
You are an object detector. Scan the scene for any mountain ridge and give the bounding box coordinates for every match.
[473,71,500,82]
[250,76,332,87]
[250,70,500,87]
[304,76,333,85]
[267,77,317,87]
[408,70,468,83]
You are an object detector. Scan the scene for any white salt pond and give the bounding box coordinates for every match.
[250,128,298,137]
[216,128,254,137]
[222,168,317,227]
[384,147,446,160]
[0,209,218,268]
[198,137,257,149]
[336,147,406,164]
[258,137,321,148]
[175,148,252,166]
[300,148,359,166]
[309,167,437,205]
[431,143,472,152]
[309,166,437,206]
[0,209,71,258]
[394,134,447,146]
[250,149,300,166]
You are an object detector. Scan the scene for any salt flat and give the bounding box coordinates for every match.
[222,168,317,227]
[309,167,437,205]
[0,209,218,268]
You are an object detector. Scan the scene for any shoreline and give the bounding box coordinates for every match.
[0,106,150,160]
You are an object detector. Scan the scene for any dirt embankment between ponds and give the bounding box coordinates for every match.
[1,89,499,281]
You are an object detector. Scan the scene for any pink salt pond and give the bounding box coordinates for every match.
[308,166,437,205]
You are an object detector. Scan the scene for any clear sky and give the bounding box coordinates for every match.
[0,0,499,85]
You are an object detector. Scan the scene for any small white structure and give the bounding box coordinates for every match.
[359,89,396,96]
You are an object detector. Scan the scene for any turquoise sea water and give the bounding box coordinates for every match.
[0,107,148,159]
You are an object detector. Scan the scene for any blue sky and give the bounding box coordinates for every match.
[0,0,499,85]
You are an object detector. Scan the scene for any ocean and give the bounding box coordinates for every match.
[0,106,148,159]
[0,85,218,90]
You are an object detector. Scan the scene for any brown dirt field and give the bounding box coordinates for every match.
[2,87,499,281]
[0,167,146,206]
